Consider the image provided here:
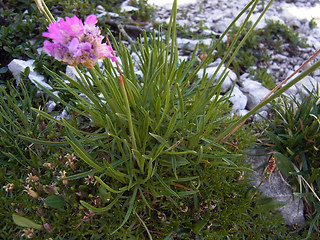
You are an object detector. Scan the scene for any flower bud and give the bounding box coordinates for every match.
[43,222,53,233]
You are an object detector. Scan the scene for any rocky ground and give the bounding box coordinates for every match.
[146,0,320,115]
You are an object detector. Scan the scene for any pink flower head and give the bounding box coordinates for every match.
[42,15,116,68]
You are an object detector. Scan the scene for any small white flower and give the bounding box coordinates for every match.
[84,174,95,185]
[26,173,39,183]
[21,228,35,238]
[3,183,14,192]
[24,185,39,199]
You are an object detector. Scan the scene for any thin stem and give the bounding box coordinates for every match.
[292,163,320,202]
[105,35,130,99]
[261,48,320,102]
[118,75,137,151]
[35,0,55,23]
[105,35,141,171]
[301,176,320,202]
[250,172,269,200]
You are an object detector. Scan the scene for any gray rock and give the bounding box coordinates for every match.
[229,85,247,112]
[213,18,233,33]
[197,66,235,93]
[253,110,268,122]
[247,149,305,226]
[234,109,249,117]
[211,10,224,22]
[176,19,190,26]
[176,38,212,51]
[221,76,233,93]
[8,59,52,90]
[65,66,80,81]
[307,36,320,50]
[56,108,69,120]
[208,58,222,68]
[240,79,271,110]
[294,76,320,97]
[46,100,56,113]
[120,0,139,12]
[202,29,219,36]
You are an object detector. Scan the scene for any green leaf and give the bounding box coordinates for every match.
[171,176,199,182]
[196,146,203,164]
[111,187,138,235]
[18,135,68,146]
[306,212,320,239]
[155,173,180,198]
[293,192,307,198]
[273,152,295,177]
[102,159,128,184]
[192,219,208,234]
[66,136,104,172]
[149,132,169,147]
[0,67,8,74]
[81,194,122,213]
[152,142,167,160]
[61,169,98,181]
[44,195,66,209]
[178,191,198,197]
[256,197,286,212]
[98,185,112,203]
[95,176,124,193]
[310,168,320,184]
[12,214,43,230]
[136,213,153,240]
[162,150,197,155]
[3,46,12,52]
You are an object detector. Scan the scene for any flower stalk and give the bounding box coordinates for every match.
[250,156,276,200]
[104,35,140,172]
[35,0,55,23]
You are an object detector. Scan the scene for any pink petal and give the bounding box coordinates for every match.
[61,15,84,36]
[85,15,97,26]
[97,44,116,62]
[43,40,55,55]
[68,37,82,57]
[79,42,92,52]
[43,22,63,42]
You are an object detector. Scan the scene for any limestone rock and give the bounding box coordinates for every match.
[247,149,305,226]
[295,76,320,97]
[8,59,51,90]
[229,85,248,112]
[197,66,235,93]
[239,79,271,110]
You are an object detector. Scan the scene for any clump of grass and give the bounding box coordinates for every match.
[262,90,320,238]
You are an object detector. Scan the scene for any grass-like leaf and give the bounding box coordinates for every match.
[111,186,138,235]
[80,194,122,213]
[155,173,180,198]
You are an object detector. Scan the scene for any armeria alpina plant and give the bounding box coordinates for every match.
[7,0,318,238]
